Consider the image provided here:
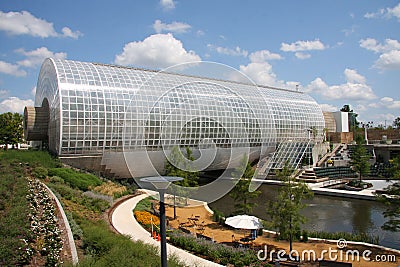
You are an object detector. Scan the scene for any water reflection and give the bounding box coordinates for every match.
[209,184,400,249]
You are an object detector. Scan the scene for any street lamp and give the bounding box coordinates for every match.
[140,176,183,267]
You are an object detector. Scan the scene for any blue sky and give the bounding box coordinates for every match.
[0,0,399,127]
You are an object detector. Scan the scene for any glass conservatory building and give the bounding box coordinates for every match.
[24,58,325,178]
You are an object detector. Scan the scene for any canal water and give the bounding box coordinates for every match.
[209,183,400,250]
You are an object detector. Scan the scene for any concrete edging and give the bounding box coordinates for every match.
[43,183,79,265]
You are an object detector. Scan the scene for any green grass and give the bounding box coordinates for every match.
[0,154,31,266]
[70,220,183,267]
[134,196,153,212]
[48,168,102,191]
[0,150,61,168]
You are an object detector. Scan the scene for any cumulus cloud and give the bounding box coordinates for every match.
[153,20,191,34]
[207,44,248,57]
[61,27,83,39]
[114,33,201,69]
[0,10,82,38]
[369,97,400,109]
[374,50,400,70]
[364,3,400,20]
[306,69,376,101]
[249,50,282,62]
[16,47,67,68]
[160,0,175,10]
[0,97,33,113]
[294,52,311,60]
[319,103,338,112]
[0,61,27,77]
[280,39,326,52]
[237,62,283,87]
[360,38,400,70]
[344,68,366,84]
[360,38,400,53]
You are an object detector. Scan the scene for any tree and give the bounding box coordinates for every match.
[393,117,400,129]
[378,182,400,232]
[164,146,199,217]
[0,112,24,150]
[349,144,370,182]
[267,163,313,253]
[377,157,400,232]
[229,156,260,215]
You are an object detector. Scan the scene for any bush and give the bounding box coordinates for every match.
[32,166,48,179]
[48,168,102,191]
[78,221,182,266]
[168,230,262,267]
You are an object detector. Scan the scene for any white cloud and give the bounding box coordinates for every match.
[306,69,376,101]
[160,0,175,10]
[280,39,326,52]
[153,20,191,34]
[294,52,311,60]
[364,3,400,20]
[374,50,400,70]
[369,97,400,109]
[304,77,328,93]
[323,83,376,100]
[319,103,338,112]
[359,38,400,53]
[16,47,67,68]
[359,38,400,70]
[0,10,57,37]
[0,61,27,77]
[61,27,83,39]
[0,97,33,113]
[114,33,201,69]
[237,62,282,87]
[0,10,82,39]
[207,44,248,57]
[344,68,366,84]
[249,50,282,62]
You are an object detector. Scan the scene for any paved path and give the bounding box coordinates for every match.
[111,191,224,267]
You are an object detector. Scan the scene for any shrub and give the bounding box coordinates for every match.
[134,197,153,212]
[91,181,128,198]
[79,221,182,266]
[48,168,102,191]
[32,166,48,179]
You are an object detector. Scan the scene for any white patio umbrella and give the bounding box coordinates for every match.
[225,214,262,230]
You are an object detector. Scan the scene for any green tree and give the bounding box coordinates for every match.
[0,112,24,150]
[378,182,400,232]
[229,156,260,215]
[349,144,370,182]
[393,116,400,129]
[164,146,199,216]
[267,163,313,253]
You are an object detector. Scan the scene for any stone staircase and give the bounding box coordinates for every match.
[297,168,329,183]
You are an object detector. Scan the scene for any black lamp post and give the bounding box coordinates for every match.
[140,176,183,267]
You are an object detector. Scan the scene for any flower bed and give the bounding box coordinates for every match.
[24,178,64,266]
[134,210,160,231]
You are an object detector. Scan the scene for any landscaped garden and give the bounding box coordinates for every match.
[0,150,183,266]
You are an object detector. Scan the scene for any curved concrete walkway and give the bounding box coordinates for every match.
[111,191,223,267]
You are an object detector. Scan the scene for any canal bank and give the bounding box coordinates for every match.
[209,182,400,250]
[251,178,379,200]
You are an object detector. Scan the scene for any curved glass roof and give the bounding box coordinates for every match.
[35,58,325,165]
